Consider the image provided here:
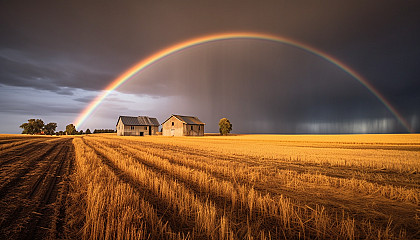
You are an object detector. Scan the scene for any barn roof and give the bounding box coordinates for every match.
[117,116,160,126]
[137,116,160,126]
[162,114,205,125]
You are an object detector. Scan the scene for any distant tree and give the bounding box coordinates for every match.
[58,131,64,136]
[85,128,91,134]
[79,130,84,135]
[219,118,232,136]
[34,119,45,133]
[44,122,57,135]
[65,124,77,135]
[20,119,45,134]
[93,129,115,133]
[20,122,33,134]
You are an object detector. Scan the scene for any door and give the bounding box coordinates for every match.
[149,127,152,135]
[140,132,144,136]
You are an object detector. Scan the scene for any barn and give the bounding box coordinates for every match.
[161,114,205,136]
[116,116,159,136]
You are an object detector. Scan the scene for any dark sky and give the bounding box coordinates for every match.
[1,0,419,133]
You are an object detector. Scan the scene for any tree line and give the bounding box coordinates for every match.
[93,129,116,133]
[19,119,115,135]
[20,119,57,135]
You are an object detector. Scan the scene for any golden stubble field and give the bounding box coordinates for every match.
[0,134,419,239]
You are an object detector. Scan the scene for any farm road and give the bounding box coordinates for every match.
[0,136,74,240]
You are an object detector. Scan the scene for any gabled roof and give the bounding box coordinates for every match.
[117,116,160,126]
[162,114,205,125]
[137,116,160,126]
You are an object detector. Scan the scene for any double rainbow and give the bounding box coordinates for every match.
[74,32,412,133]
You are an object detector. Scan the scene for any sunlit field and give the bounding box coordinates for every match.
[69,134,419,239]
[1,134,419,239]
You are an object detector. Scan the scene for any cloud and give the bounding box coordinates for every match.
[0,0,419,133]
[0,85,83,115]
[73,96,96,103]
[0,48,118,95]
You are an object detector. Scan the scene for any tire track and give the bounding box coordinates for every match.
[18,143,71,240]
[0,137,46,145]
[52,142,74,240]
[0,138,74,240]
[0,142,60,198]
[0,142,65,228]
[0,138,56,167]
[26,144,68,199]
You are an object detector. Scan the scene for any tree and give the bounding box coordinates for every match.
[219,118,232,136]
[86,128,91,134]
[20,119,45,134]
[20,122,33,134]
[44,122,57,135]
[79,130,84,135]
[65,124,77,135]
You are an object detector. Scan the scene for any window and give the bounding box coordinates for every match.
[172,122,174,126]
[130,126,134,130]
[145,126,147,130]
[191,126,193,130]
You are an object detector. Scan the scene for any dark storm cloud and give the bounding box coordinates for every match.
[0,96,81,115]
[0,47,119,95]
[0,0,419,133]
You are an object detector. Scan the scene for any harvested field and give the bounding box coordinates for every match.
[71,134,419,239]
[0,134,419,239]
[0,135,74,239]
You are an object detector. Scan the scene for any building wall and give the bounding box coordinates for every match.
[185,124,204,136]
[117,119,158,136]
[162,116,205,136]
[150,126,159,135]
[162,116,184,136]
[123,125,147,136]
[117,119,124,136]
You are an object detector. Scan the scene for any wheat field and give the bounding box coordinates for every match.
[64,134,420,239]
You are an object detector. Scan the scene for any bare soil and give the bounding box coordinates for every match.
[0,136,74,240]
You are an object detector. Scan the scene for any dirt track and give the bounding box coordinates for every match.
[0,136,74,239]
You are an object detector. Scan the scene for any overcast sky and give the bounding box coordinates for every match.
[1,0,419,134]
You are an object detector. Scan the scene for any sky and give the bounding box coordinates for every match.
[0,0,419,134]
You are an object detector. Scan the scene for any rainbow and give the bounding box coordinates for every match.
[74,32,413,133]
